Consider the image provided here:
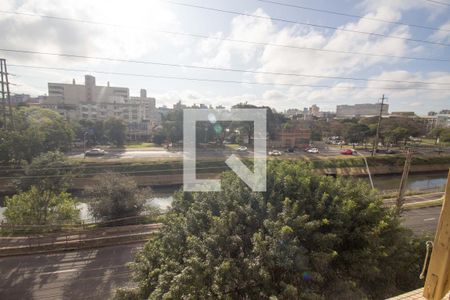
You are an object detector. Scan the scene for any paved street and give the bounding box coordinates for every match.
[384,192,444,206]
[68,145,346,160]
[0,206,444,300]
[0,243,143,300]
[401,206,442,235]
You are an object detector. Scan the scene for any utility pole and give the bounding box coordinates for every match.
[395,148,412,215]
[371,94,387,157]
[0,58,14,130]
[0,59,6,128]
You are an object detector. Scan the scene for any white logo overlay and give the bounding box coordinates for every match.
[183,109,267,192]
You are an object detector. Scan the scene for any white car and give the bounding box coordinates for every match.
[269,150,282,156]
[237,146,248,152]
[85,148,106,156]
[307,148,319,154]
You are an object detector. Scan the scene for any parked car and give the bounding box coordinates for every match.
[307,147,319,154]
[340,149,356,155]
[371,149,397,154]
[85,148,106,156]
[237,146,248,152]
[285,148,295,153]
[269,150,282,156]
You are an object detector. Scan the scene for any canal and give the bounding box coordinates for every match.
[0,171,448,221]
[149,171,449,210]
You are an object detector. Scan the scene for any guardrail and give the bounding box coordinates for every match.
[0,222,162,257]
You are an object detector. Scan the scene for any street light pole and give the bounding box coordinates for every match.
[83,132,88,156]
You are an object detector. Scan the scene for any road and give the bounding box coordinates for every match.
[401,206,442,235]
[0,243,143,300]
[0,206,443,300]
[68,146,344,160]
[384,192,444,206]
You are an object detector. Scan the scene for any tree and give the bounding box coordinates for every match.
[16,151,76,193]
[344,123,371,146]
[0,107,74,163]
[429,127,450,144]
[386,127,409,145]
[73,119,106,146]
[152,130,167,145]
[162,109,183,143]
[104,118,127,147]
[440,128,450,143]
[117,161,424,299]
[4,186,79,226]
[86,173,149,221]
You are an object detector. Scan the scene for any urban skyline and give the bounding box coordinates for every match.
[1,0,450,113]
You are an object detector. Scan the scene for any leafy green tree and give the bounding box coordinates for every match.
[344,123,371,145]
[86,172,149,221]
[386,127,409,145]
[441,128,450,143]
[429,127,445,144]
[16,151,76,192]
[0,107,74,163]
[152,130,167,145]
[117,161,424,299]
[73,119,106,146]
[4,186,79,225]
[162,109,183,143]
[105,118,127,147]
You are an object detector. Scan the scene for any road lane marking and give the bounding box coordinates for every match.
[424,218,436,222]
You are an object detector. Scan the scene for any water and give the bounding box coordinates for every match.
[0,186,178,222]
[370,172,448,192]
[0,173,447,222]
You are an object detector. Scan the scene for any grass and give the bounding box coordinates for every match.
[225,143,241,150]
[420,138,450,147]
[124,142,158,149]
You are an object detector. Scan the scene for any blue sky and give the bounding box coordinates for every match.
[1,0,450,114]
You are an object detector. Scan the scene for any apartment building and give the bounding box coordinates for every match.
[42,75,161,138]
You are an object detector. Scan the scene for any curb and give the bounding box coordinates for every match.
[0,231,157,257]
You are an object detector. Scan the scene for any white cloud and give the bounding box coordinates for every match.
[196,8,274,68]
[0,0,182,64]
[430,21,450,43]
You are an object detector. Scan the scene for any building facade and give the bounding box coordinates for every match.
[42,75,161,138]
[437,114,450,128]
[271,122,311,149]
[336,103,389,118]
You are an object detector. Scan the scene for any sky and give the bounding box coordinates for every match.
[1,0,450,114]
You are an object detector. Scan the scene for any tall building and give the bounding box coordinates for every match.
[336,103,389,118]
[309,104,320,117]
[47,75,129,104]
[42,75,161,139]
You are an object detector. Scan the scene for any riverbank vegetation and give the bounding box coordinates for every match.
[115,161,427,299]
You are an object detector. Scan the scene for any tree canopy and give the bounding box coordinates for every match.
[4,186,79,226]
[16,151,76,193]
[86,172,149,221]
[117,161,424,299]
[0,107,74,163]
[104,117,127,147]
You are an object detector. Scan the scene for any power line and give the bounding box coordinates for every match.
[164,0,450,47]
[9,64,450,91]
[424,0,450,7]
[0,11,449,63]
[3,48,450,86]
[257,0,450,33]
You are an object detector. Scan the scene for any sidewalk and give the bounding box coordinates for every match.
[0,223,162,257]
